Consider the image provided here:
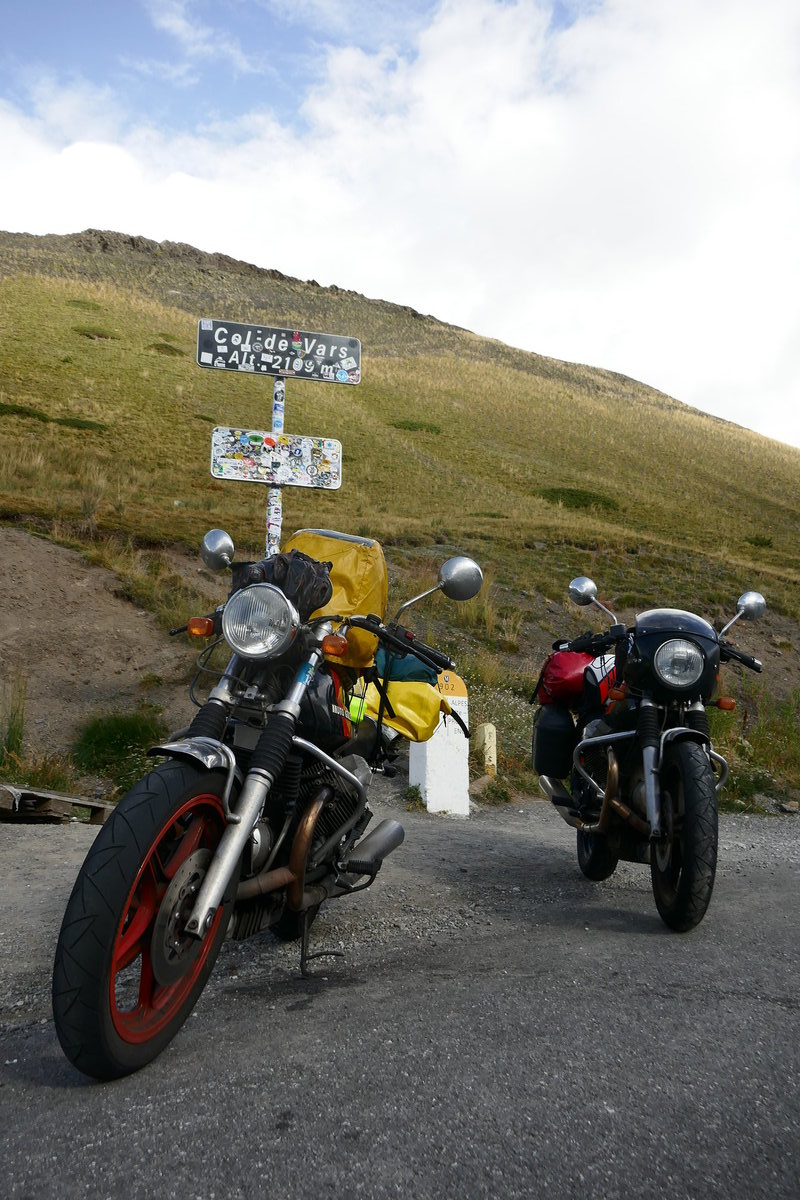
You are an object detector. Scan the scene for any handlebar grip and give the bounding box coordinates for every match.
[368,621,455,673]
[721,643,762,672]
[567,632,604,654]
[409,641,456,672]
[567,638,591,653]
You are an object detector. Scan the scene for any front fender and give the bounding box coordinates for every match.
[147,736,242,818]
[658,727,728,791]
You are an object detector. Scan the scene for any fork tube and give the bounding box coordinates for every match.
[184,631,331,938]
[638,697,662,839]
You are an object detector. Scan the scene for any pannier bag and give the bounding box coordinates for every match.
[532,703,577,777]
[283,528,388,669]
[359,680,452,742]
[533,650,593,706]
[374,644,438,686]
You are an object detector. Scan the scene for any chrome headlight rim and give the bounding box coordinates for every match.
[222,583,299,660]
[653,637,705,690]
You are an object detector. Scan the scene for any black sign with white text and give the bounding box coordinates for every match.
[197,319,361,385]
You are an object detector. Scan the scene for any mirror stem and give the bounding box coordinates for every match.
[592,597,618,623]
[393,583,442,622]
[719,610,743,638]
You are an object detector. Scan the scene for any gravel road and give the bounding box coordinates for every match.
[1,770,799,1200]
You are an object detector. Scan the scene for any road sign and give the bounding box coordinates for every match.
[197,319,361,385]
[210,427,342,490]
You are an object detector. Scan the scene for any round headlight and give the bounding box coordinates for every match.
[653,638,704,689]
[222,584,299,659]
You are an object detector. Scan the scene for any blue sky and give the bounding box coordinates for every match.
[2,0,799,449]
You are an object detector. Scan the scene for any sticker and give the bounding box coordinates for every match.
[197,319,361,384]
[210,427,342,490]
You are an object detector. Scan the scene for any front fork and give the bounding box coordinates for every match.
[639,697,714,840]
[638,697,663,840]
[184,627,331,938]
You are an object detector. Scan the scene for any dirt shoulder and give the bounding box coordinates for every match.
[0,527,196,759]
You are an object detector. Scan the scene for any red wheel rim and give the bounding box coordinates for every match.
[109,793,226,1044]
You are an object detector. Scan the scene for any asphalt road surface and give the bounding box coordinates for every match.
[2,780,799,1200]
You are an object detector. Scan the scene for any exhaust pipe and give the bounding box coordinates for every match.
[342,819,405,875]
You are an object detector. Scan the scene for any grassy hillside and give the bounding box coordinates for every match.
[1,229,798,800]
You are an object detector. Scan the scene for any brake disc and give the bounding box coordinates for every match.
[151,849,212,986]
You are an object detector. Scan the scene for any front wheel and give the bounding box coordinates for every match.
[651,741,718,932]
[52,761,237,1079]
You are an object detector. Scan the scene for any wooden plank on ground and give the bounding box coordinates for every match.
[0,783,114,824]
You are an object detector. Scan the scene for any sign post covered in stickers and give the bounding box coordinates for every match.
[197,318,361,554]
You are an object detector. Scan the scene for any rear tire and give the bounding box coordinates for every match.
[52,761,237,1079]
[651,741,718,932]
[576,830,619,881]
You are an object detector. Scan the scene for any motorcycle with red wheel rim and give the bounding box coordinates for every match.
[52,529,482,1078]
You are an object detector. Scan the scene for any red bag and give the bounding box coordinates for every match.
[533,651,593,705]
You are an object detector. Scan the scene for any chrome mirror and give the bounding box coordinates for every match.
[201,528,235,571]
[737,591,766,621]
[438,556,483,602]
[568,575,617,623]
[719,589,766,636]
[568,576,597,607]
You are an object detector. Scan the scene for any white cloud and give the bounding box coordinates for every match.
[143,0,263,74]
[1,0,799,446]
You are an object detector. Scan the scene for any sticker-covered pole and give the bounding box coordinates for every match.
[266,377,285,556]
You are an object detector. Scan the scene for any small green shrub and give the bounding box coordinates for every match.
[66,298,102,311]
[392,419,441,434]
[404,784,425,811]
[480,777,513,805]
[1,673,26,760]
[1,675,76,791]
[73,709,168,794]
[537,486,619,512]
[72,324,118,340]
[0,400,106,431]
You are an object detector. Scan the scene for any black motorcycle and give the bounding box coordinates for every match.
[52,527,482,1078]
[532,576,765,931]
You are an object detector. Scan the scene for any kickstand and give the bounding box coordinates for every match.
[299,908,345,979]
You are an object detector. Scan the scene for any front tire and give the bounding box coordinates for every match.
[52,761,237,1079]
[651,741,718,932]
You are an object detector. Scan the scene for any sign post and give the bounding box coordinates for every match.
[197,318,361,554]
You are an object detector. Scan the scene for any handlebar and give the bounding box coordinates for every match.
[561,623,628,656]
[720,641,762,673]
[348,615,456,673]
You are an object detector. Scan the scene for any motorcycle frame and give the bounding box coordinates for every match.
[571,712,726,841]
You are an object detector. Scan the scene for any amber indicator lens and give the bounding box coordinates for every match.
[321,633,349,657]
[187,617,215,637]
[716,696,736,710]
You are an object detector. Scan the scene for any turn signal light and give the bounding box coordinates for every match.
[608,686,627,701]
[187,617,215,638]
[321,633,349,657]
[716,696,736,711]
